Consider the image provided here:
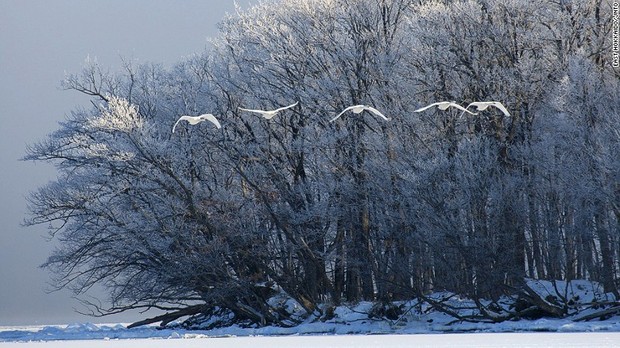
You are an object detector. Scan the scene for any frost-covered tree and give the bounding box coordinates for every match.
[25,0,619,327]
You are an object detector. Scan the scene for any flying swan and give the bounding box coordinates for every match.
[172,114,222,133]
[330,105,390,122]
[238,101,299,120]
[466,101,511,117]
[414,101,477,115]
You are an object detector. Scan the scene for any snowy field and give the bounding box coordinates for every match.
[2,316,620,347]
[2,279,620,346]
[0,330,619,348]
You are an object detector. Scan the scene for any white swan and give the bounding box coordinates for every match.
[414,101,477,115]
[172,114,222,133]
[466,101,511,117]
[330,105,390,122]
[238,101,298,120]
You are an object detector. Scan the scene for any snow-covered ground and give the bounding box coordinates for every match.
[2,309,620,347]
[2,279,619,346]
[1,330,619,348]
[1,317,618,342]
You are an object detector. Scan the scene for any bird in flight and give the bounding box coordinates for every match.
[414,101,477,115]
[238,101,298,120]
[330,105,390,122]
[465,101,511,117]
[172,114,222,133]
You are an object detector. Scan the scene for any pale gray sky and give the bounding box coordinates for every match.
[0,0,253,326]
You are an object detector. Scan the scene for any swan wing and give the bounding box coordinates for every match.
[172,116,191,133]
[273,101,299,113]
[491,102,511,117]
[202,114,222,129]
[364,106,390,121]
[414,102,445,113]
[238,107,267,115]
[330,105,356,122]
[448,102,477,115]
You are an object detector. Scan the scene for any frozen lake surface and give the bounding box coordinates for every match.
[0,332,619,348]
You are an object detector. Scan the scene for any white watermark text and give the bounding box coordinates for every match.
[613,2,619,67]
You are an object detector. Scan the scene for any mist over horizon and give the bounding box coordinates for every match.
[0,0,253,326]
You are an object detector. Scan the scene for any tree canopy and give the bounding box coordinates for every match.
[25,0,619,327]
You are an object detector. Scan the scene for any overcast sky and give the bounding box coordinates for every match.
[0,0,253,326]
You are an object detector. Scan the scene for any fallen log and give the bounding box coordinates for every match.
[574,305,620,322]
[518,281,566,318]
[127,305,205,329]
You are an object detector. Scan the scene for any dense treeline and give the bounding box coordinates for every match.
[25,0,619,326]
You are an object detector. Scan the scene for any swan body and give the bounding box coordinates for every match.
[466,101,511,117]
[172,114,221,133]
[238,101,298,120]
[330,105,390,122]
[414,101,477,115]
